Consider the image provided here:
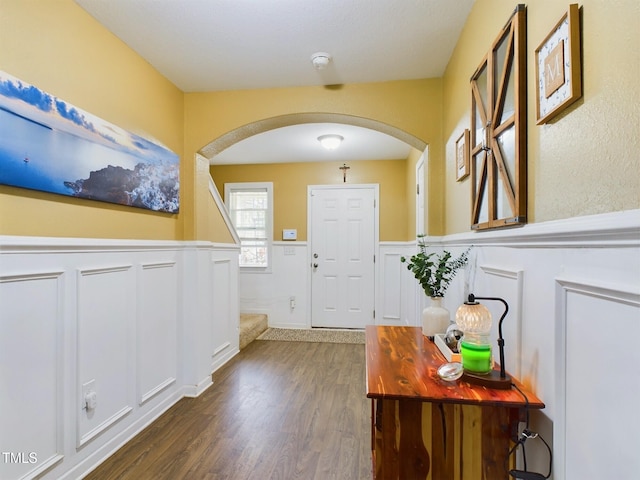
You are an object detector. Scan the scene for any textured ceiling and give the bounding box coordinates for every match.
[75,0,475,163]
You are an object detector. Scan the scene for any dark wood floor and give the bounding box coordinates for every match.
[84,339,372,480]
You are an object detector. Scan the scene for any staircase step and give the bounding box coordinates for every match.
[239,313,268,350]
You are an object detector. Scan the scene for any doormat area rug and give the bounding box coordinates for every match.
[257,328,365,345]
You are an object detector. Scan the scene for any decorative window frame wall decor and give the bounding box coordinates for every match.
[535,4,582,124]
[469,4,527,231]
[0,71,180,213]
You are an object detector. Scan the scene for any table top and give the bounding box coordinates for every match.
[365,325,544,409]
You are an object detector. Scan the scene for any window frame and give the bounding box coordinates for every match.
[224,182,273,273]
[469,4,527,230]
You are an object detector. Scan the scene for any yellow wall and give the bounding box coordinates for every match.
[0,0,186,240]
[211,159,408,242]
[443,0,640,234]
[186,79,443,242]
[2,0,637,242]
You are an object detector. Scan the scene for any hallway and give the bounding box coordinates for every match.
[84,339,371,480]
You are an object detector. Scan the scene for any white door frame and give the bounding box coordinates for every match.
[416,147,429,321]
[307,184,380,328]
[416,147,427,237]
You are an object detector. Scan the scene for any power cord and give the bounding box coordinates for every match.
[506,383,553,480]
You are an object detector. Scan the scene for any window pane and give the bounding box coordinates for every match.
[234,210,266,229]
[231,191,267,210]
[227,185,271,268]
[240,245,268,267]
[237,229,266,240]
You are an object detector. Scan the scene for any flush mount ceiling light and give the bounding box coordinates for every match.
[318,134,343,150]
[310,52,332,70]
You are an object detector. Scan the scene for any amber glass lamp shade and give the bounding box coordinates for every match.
[455,302,492,334]
[455,301,493,374]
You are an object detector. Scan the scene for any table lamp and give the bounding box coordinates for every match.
[455,294,512,390]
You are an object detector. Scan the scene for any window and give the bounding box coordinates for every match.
[225,182,273,270]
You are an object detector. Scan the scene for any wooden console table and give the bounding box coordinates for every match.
[365,325,544,480]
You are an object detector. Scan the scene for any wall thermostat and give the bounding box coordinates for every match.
[282,229,297,240]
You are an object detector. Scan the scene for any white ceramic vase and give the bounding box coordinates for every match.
[422,297,450,339]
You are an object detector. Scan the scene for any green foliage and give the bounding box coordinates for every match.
[400,236,470,298]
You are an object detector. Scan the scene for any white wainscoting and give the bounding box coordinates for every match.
[379,249,404,324]
[475,265,524,380]
[0,270,65,480]
[138,262,178,406]
[77,264,134,449]
[240,241,310,329]
[210,254,239,373]
[379,242,422,327]
[442,209,640,479]
[0,237,239,480]
[239,241,422,329]
[236,209,640,479]
[554,277,640,480]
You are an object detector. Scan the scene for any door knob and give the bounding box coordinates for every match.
[313,253,318,258]
[313,263,318,268]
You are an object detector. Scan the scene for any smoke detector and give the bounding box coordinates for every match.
[311,52,332,70]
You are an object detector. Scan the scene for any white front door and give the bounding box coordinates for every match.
[309,185,377,329]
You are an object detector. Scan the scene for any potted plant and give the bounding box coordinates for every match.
[401,236,470,339]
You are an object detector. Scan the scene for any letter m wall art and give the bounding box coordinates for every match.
[0,71,179,213]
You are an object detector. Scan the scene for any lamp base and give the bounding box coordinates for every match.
[461,370,512,390]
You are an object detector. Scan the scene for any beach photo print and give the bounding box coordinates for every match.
[0,71,179,213]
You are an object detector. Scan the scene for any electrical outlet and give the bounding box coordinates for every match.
[82,379,96,410]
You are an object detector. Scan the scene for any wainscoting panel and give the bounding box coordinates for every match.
[211,256,237,372]
[241,242,309,329]
[379,248,406,325]
[76,265,135,447]
[555,277,640,480]
[138,262,178,405]
[475,265,524,379]
[0,271,64,480]
[0,237,240,480]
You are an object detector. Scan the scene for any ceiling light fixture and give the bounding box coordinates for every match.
[318,134,343,150]
[310,52,332,70]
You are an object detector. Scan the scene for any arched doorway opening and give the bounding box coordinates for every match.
[199,112,426,159]
[201,113,428,329]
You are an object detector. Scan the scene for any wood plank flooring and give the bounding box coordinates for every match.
[84,339,372,480]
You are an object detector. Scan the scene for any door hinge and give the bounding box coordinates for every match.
[373,254,376,263]
[373,309,376,319]
[417,184,420,195]
[373,198,376,208]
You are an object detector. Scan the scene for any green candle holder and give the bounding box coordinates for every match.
[460,341,492,374]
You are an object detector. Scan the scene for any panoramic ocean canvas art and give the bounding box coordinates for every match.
[0,71,179,213]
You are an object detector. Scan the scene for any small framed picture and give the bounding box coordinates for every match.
[535,4,582,124]
[455,129,470,181]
